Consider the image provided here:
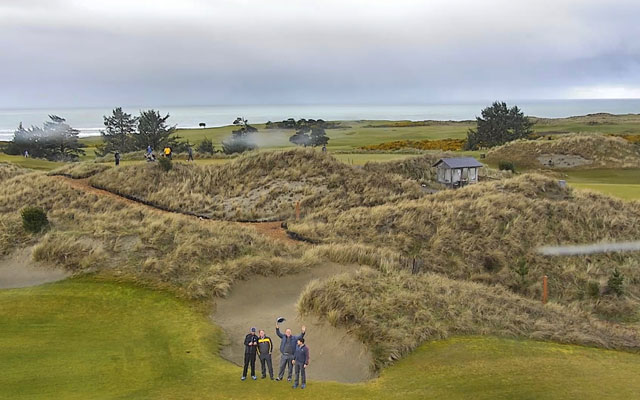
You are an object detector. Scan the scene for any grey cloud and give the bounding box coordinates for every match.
[0,0,639,107]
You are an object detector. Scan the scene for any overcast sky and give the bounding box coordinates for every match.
[0,0,639,108]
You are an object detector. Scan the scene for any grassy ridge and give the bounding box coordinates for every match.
[2,278,640,399]
[486,134,640,169]
[290,174,640,319]
[299,268,640,368]
[0,171,308,299]
[88,149,423,221]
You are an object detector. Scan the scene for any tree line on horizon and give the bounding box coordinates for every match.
[2,102,532,160]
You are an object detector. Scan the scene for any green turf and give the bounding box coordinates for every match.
[564,169,640,200]
[2,278,640,399]
[0,154,64,171]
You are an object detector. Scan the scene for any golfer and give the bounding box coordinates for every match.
[292,338,309,389]
[275,322,305,382]
[257,329,274,380]
[241,327,259,381]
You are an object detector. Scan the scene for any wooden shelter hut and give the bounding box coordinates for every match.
[433,157,483,187]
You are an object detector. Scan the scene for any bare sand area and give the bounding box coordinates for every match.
[212,263,374,383]
[0,247,70,289]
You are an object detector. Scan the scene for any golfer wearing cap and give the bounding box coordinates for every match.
[275,320,305,382]
[242,327,259,381]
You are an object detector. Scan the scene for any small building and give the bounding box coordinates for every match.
[433,157,483,187]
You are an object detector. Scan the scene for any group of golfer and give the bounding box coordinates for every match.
[242,319,310,389]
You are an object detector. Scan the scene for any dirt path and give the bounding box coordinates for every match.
[0,247,70,289]
[52,176,298,245]
[212,263,374,383]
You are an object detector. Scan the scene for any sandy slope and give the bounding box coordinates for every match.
[212,263,374,383]
[0,247,70,289]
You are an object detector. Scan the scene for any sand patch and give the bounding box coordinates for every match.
[0,247,70,289]
[537,153,593,168]
[212,263,374,383]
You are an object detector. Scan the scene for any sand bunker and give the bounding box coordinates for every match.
[537,153,594,169]
[212,263,374,383]
[0,247,70,289]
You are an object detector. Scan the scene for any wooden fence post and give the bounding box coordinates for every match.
[295,201,300,221]
[542,275,548,304]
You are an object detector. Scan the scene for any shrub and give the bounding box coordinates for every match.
[587,281,601,298]
[498,160,516,173]
[512,259,529,288]
[158,156,172,172]
[197,137,214,154]
[607,268,625,296]
[21,206,49,233]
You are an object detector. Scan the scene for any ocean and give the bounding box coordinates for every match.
[1,100,639,141]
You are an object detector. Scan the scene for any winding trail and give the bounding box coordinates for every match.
[52,176,297,244]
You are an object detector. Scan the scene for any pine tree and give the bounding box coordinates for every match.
[101,107,138,153]
[42,115,85,161]
[465,102,534,150]
[136,110,176,151]
[309,125,329,147]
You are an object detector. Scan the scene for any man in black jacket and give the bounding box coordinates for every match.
[257,329,274,380]
[275,322,305,382]
[242,327,259,381]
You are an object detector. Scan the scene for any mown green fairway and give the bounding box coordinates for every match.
[565,168,640,200]
[2,278,640,399]
[0,154,63,171]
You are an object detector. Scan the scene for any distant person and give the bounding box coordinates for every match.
[147,145,152,156]
[163,146,172,160]
[242,327,259,381]
[275,322,305,382]
[322,144,327,153]
[257,329,274,380]
[291,338,309,389]
[187,145,194,161]
[114,151,120,166]
[23,150,29,158]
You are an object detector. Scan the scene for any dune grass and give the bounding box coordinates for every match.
[2,278,640,400]
[47,162,111,179]
[88,149,423,221]
[486,134,640,170]
[290,174,640,319]
[298,268,639,369]
[0,162,30,182]
[0,172,308,300]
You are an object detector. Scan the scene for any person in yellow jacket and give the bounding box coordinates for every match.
[163,146,172,160]
[257,329,274,380]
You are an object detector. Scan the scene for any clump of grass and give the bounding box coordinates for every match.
[0,162,30,182]
[47,162,111,179]
[158,156,172,172]
[298,268,640,369]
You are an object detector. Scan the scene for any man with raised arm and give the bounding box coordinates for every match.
[274,322,305,382]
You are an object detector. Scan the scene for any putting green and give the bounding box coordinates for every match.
[2,277,640,399]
